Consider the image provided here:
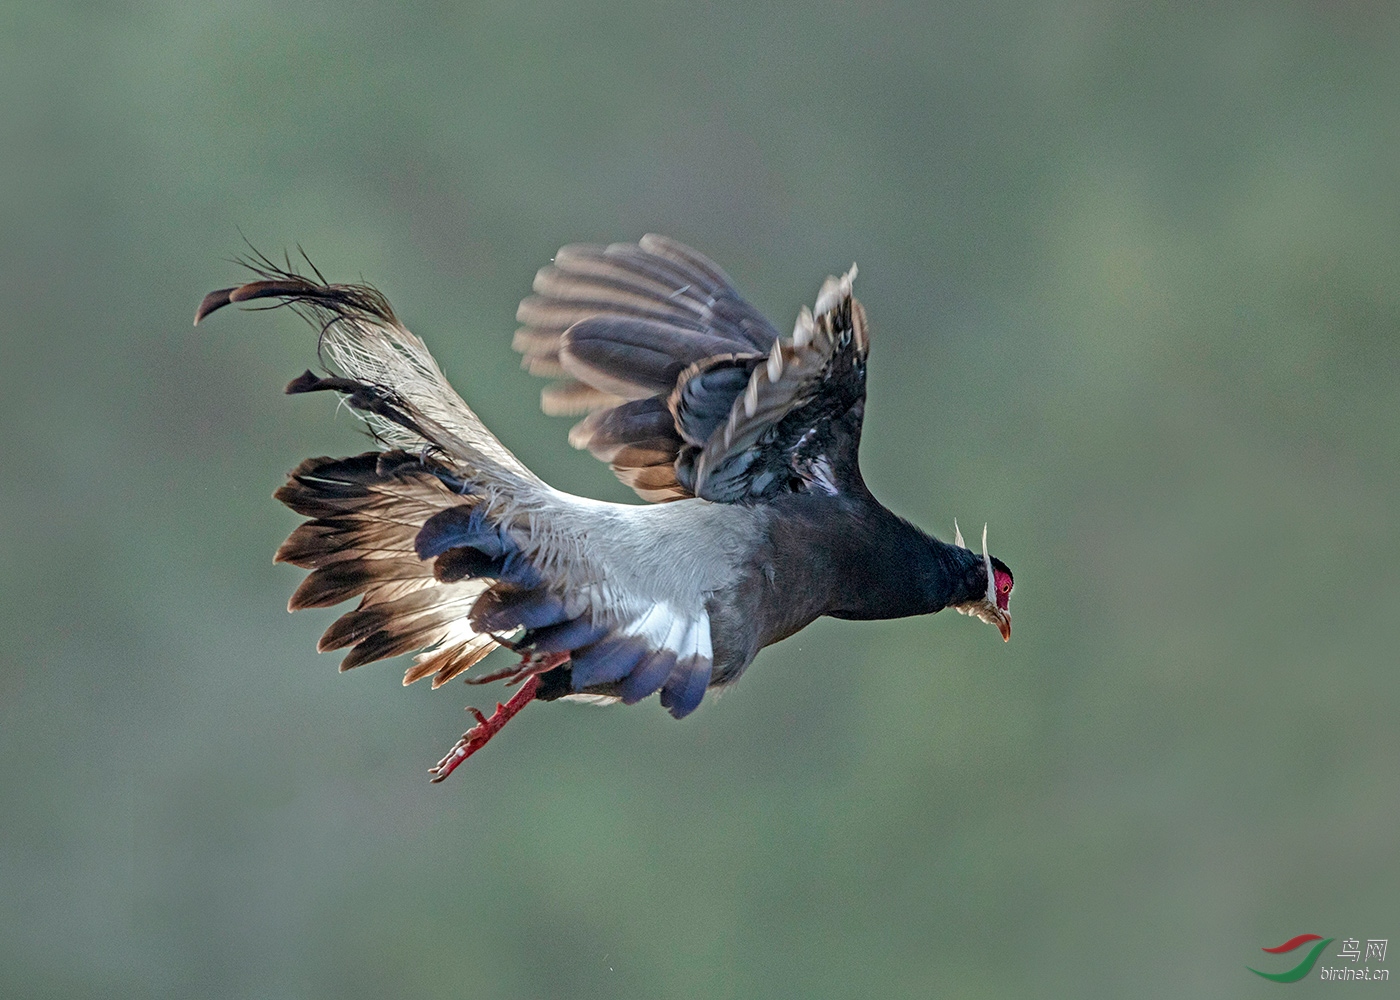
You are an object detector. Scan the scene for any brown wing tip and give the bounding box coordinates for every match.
[196,273,379,327]
[193,287,237,325]
[284,370,322,395]
[195,279,305,325]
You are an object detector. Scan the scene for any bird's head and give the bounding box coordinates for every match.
[949,520,1013,641]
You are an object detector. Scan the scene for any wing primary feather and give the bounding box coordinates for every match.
[512,236,784,502]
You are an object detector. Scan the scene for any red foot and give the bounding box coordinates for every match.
[427,651,569,782]
[464,650,570,686]
[429,674,541,782]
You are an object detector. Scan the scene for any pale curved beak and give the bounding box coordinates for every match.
[997,611,1011,642]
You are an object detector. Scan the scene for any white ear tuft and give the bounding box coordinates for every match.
[981,523,994,603]
[953,518,964,548]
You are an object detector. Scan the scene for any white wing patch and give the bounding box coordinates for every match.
[620,602,713,664]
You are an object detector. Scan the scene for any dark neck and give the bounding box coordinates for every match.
[826,506,987,620]
[766,485,989,624]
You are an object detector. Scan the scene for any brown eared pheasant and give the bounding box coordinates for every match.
[196,235,1014,780]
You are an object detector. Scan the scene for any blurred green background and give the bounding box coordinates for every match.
[3,2,1397,997]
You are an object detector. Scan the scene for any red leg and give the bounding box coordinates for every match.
[428,651,570,782]
[429,674,541,782]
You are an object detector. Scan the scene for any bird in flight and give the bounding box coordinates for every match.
[196,235,1013,780]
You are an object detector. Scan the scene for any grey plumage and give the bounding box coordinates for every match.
[561,317,744,396]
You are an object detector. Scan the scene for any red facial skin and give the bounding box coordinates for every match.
[993,567,1014,612]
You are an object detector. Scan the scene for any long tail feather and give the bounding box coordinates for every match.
[196,255,543,503]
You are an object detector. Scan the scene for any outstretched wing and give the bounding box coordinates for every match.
[517,235,870,503]
[194,256,551,689]
[196,252,544,499]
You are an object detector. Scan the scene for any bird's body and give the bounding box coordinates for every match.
[196,236,1013,776]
